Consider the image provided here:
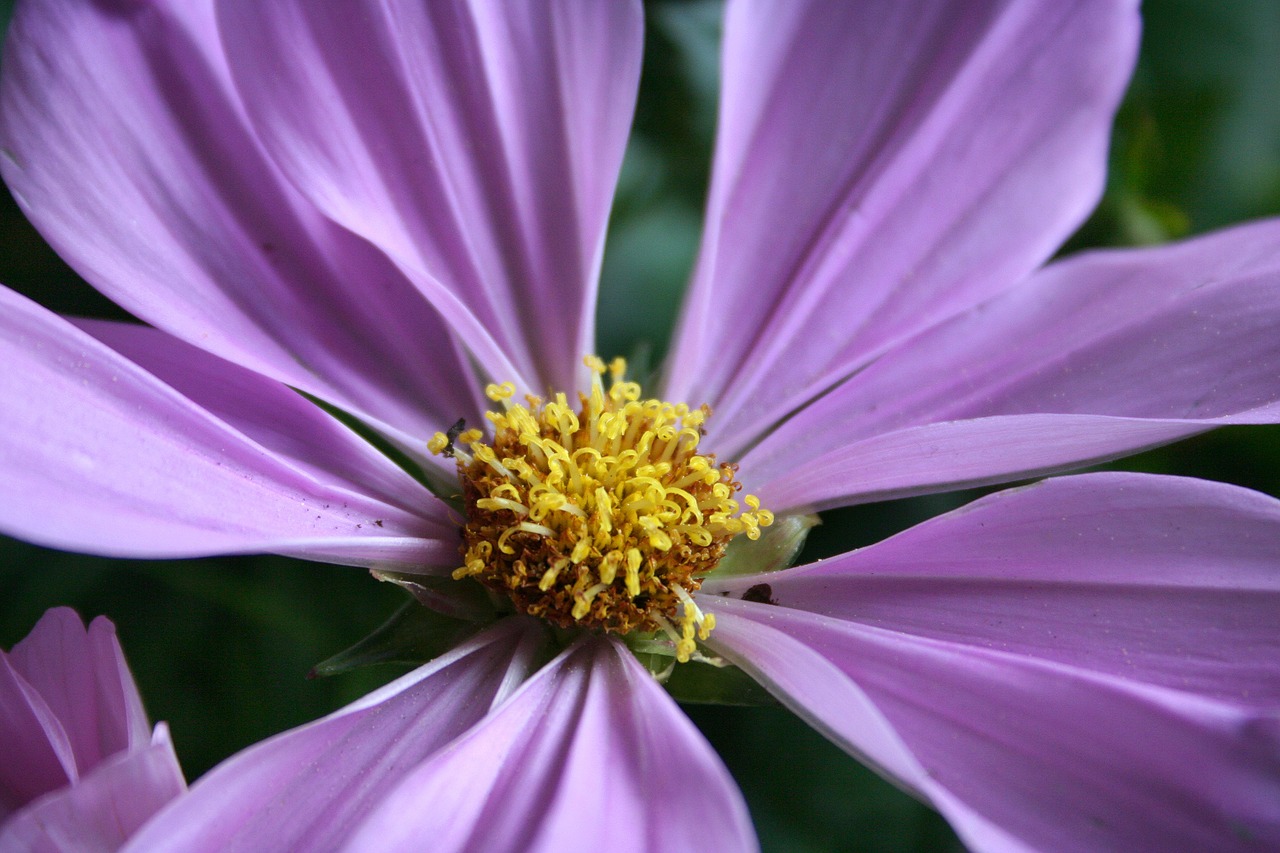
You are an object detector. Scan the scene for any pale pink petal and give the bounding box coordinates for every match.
[704,473,1280,851]
[344,635,756,852]
[0,646,73,817]
[739,221,1280,510]
[217,0,643,393]
[8,611,150,780]
[1,610,185,850]
[123,619,546,852]
[665,0,1139,440]
[1,725,186,853]
[0,287,453,568]
[0,0,480,440]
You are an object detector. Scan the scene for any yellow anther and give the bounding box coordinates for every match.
[475,496,529,515]
[518,521,555,538]
[679,526,713,547]
[613,381,641,402]
[555,500,586,519]
[496,527,520,555]
[538,558,569,592]
[491,483,522,501]
[571,583,609,621]
[624,548,643,598]
[599,550,623,585]
[594,486,614,532]
[452,557,486,580]
[673,585,717,657]
[486,381,517,402]
[427,432,449,455]
[473,445,512,478]
[648,529,672,551]
[550,407,580,444]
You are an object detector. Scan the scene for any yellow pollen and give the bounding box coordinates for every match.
[432,356,771,653]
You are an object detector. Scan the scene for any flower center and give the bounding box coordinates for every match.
[429,356,772,661]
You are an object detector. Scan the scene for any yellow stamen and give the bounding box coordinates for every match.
[427,432,449,455]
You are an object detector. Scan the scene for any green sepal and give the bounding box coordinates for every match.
[664,657,778,707]
[713,512,820,579]
[310,598,480,677]
[628,644,777,706]
[372,570,498,623]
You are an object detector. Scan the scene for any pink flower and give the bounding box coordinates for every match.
[0,1,1278,850]
[0,608,185,852]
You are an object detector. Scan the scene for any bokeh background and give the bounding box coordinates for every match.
[3,2,1280,850]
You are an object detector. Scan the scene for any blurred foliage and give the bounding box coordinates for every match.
[2,1,1280,851]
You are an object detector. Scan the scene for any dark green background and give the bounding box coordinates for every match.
[3,2,1279,850]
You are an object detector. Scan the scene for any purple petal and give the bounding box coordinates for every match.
[665,0,1139,439]
[708,472,1280,708]
[123,619,546,852]
[711,603,1280,853]
[0,287,453,568]
[0,0,481,440]
[740,221,1280,510]
[704,473,1280,851]
[217,0,644,393]
[78,320,459,512]
[702,609,1040,849]
[344,635,756,853]
[751,414,1202,513]
[2,725,186,853]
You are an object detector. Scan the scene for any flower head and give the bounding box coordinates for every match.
[1,0,1279,850]
[437,356,769,656]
